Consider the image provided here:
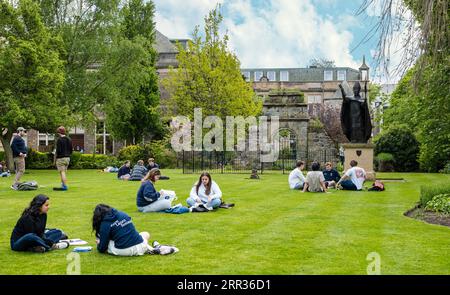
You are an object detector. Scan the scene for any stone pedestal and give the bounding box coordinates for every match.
[342,143,376,180]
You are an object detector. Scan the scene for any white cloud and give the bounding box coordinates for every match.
[153,0,221,39]
[154,0,362,69]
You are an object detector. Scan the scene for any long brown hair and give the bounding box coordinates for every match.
[196,172,212,195]
[143,168,161,182]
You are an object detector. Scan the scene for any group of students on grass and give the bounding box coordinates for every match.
[10,170,224,256]
[289,159,366,192]
[9,147,367,257]
[117,158,167,181]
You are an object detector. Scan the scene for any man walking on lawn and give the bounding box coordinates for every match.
[10,127,27,190]
[53,126,72,191]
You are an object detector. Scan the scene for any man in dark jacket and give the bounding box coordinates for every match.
[10,127,27,190]
[53,126,72,191]
[322,162,341,189]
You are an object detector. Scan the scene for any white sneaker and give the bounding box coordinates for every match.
[52,241,69,250]
[10,184,18,190]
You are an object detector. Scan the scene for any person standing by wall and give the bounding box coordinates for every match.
[10,127,27,190]
[53,126,72,191]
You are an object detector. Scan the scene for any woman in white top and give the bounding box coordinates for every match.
[187,172,222,210]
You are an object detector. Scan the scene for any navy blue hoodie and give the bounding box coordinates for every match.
[11,136,27,157]
[322,169,341,182]
[97,209,143,253]
[136,180,160,207]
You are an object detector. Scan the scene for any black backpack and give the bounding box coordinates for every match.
[17,181,39,191]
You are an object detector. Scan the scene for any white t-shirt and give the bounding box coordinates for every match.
[344,167,366,190]
[189,180,222,202]
[288,168,306,189]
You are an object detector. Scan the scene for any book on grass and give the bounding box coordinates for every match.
[73,246,92,252]
[60,238,88,246]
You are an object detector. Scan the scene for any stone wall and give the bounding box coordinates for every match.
[83,125,96,154]
[307,129,339,166]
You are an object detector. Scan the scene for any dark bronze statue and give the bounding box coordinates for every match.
[339,81,372,143]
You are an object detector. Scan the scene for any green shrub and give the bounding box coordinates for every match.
[117,145,146,164]
[26,149,54,169]
[143,139,177,168]
[439,162,450,174]
[419,184,450,207]
[71,154,120,169]
[118,138,178,168]
[309,118,324,132]
[374,126,419,171]
[376,153,394,162]
[425,194,450,214]
[70,152,82,168]
[0,151,4,161]
[375,152,395,172]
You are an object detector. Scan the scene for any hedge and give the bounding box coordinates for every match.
[419,183,450,207]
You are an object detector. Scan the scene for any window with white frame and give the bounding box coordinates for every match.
[38,133,55,147]
[96,121,112,154]
[242,71,250,81]
[324,70,333,81]
[307,95,322,104]
[337,70,346,81]
[267,71,276,81]
[254,71,263,82]
[280,71,289,82]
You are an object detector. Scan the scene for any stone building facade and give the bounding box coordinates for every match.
[242,59,371,165]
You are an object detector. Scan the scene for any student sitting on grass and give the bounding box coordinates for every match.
[187,172,222,210]
[288,160,306,190]
[0,160,10,177]
[129,160,148,181]
[10,194,69,253]
[136,168,173,212]
[303,161,327,193]
[336,160,366,191]
[93,204,151,256]
[322,162,341,189]
[117,160,132,180]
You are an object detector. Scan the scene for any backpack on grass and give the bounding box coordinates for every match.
[17,181,39,191]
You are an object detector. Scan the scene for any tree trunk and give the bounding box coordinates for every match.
[0,131,14,172]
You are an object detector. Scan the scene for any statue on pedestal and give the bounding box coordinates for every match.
[339,81,372,143]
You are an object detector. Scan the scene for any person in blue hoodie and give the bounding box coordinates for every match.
[322,162,341,189]
[92,204,151,256]
[136,168,174,212]
[117,160,131,180]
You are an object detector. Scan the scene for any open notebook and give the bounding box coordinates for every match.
[60,239,88,246]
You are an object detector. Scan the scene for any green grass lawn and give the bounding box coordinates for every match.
[0,169,449,274]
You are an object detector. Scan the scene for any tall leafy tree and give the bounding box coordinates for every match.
[164,5,262,120]
[34,0,163,147]
[35,0,123,123]
[382,61,450,172]
[102,0,163,144]
[0,0,66,170]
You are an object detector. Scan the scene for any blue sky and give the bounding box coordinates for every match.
[153,0,404,83]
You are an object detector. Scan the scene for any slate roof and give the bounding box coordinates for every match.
[154,30,178,54]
